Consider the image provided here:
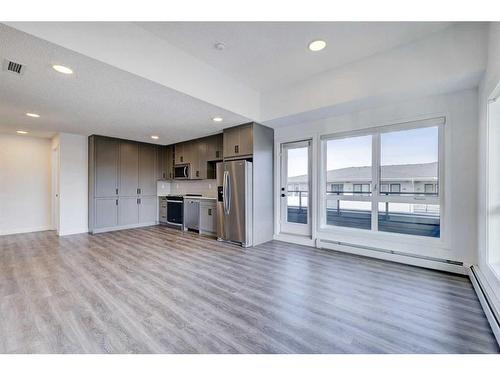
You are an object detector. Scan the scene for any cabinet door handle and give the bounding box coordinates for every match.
[180,156,183,162]
[208,208,212,216]
[234,145,239,154]
[216,150,220,158]
[163,172,166,179]
[137,198,141,204]
[196,171,199,177]
[116,188,118,195]
[115,199,118,205]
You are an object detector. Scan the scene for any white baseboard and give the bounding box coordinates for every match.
[0,225,53,236]
[469,266,500,346]
[274,233,316,247]
[58,227,89,236]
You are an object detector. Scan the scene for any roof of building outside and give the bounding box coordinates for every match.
[288,162,438,183]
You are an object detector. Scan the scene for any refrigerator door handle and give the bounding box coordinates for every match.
[226,172,231,215]
[223,170,229,214]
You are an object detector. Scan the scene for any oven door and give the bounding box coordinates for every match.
[166,200,184,226]
[174,165,189,179]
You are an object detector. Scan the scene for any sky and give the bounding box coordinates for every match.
[287,126,438,178]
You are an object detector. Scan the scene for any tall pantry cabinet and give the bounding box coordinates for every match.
[88,135,158,234]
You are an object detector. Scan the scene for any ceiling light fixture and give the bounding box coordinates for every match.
[26,113,40,118]
[212,116,223,122]
[16,130,28,134]
[308,40,327,52]
[214,42,226,51]
[151,135,159,140]
[52,64,73,74]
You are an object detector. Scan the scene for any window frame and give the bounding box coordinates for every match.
[319,117,444,239]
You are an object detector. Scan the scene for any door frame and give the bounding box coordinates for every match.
[279,139,312,236]
[51,145,60,233]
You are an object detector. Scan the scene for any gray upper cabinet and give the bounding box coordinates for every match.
[156,145,174,180]
[166,146,174,179]
[139,144,156,195]
[95,137,119,197]
[174,142,185,164]
[139,196,157,223]
[223,126,240,158]
[156,146,166,180]
[119,141,139,196]
[238,124,253,156]
[192,139,205,179]
[206,134,223,161]
[223,124,253,159]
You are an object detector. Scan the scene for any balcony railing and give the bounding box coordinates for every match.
[326,189,438,196]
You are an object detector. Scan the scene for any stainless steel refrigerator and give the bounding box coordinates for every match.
[216,160,253,247]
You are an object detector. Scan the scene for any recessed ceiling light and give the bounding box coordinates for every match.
[151,135,159,140]
[52,65,73,74]
[308,40,327,52]
[26,113,40,118]
[212,116,223,122]
[214,42,226,51]
[16,130,28,134]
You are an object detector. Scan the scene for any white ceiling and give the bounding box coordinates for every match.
[136,22,453,92]
[0,21,484,144]
[0,23,249,143]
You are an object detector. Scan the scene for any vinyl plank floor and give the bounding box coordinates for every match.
[0,226,498,353]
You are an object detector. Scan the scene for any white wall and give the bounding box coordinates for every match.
[477,23,500,303]
[263,23,487,126]
[274,89,479,268]
[0,134,52,235]
[169,179,217,198]
[52,133,88,236]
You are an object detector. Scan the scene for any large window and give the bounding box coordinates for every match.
[324,135,373,229]
[322,118,442,238]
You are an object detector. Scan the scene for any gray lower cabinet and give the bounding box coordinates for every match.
[199,200,217,235]
[118,197,139,226]
[138,196,157,223]
[94,198,118,229]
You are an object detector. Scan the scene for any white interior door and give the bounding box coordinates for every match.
[280,140,312,236]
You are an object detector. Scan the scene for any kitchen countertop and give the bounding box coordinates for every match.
[182,196,217,201]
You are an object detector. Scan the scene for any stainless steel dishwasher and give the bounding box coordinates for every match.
[183,198,200,232]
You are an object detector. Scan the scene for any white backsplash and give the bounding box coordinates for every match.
[168,179,218,198]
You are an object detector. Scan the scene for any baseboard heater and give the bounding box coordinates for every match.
[318,238,463,266]
[469,266,500,345]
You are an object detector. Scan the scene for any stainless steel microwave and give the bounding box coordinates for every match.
[174,164,190,179]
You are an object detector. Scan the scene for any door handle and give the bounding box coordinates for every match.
[281,194,286,197]
[223,170,229,215]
